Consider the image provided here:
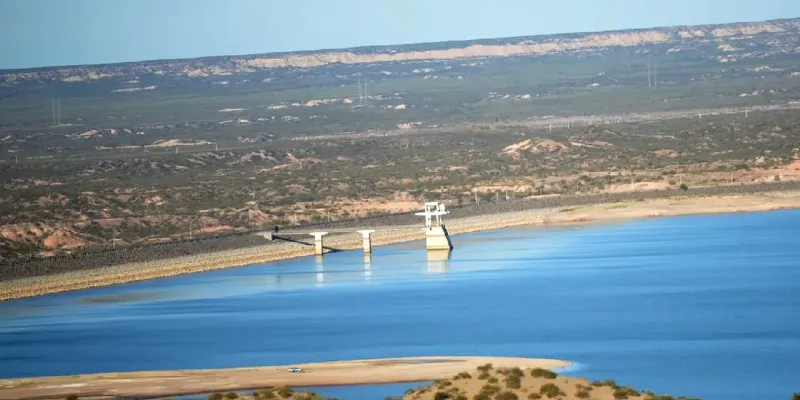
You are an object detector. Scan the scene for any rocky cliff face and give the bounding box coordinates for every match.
[1,18,799,85]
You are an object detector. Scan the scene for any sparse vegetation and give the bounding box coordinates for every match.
[530,368,557,379]
[454,372,472,380]
[538,383,565,399]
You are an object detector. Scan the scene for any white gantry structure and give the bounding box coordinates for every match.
[415,201,454,251]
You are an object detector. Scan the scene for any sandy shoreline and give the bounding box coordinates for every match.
[0,356,571,400]
[1,191,799,301]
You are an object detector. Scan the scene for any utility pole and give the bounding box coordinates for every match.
[189,222,193,239]
[112,230,116,250]
[654,63,658,88]
[647,61,651,88]
[358,78,362,104]
[495,192,499,202]
[51,98,56,126]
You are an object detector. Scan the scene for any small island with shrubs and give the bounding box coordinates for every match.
[403,364,697,400]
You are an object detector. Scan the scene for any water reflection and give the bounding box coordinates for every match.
[426,250,451,275]
[364,254,372,280]
[315,255,325,287]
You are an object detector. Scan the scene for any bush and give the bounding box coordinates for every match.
[473,394,491,400]
[257,390,276,399]
[488,377,499,384]
[477,363,494,372]
[454,372,472,380]
[613,386,640,399]
[496,391,519,400]
[277,386,294,398]
[208,394,224,400]
[793,393,800,400]
[479,371,492,380]
[480,384,502,397]
[505,374,522,389]
[224,392,239,399]
[66,396,79,400]
[527,394,542,400]
[679,183,688,191]
[530,368,557,379]
[538,383,565,399]
[434,391,452,400]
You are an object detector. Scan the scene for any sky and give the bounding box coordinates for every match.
[1,0,799,70]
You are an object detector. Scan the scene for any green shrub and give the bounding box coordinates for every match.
[479,371,491,380]
[477,363,494,372]
[66,396,79,400]
[495,391,519,400]
[613,386,640,399]
[208,394,224,400]
[576,389,590,399]
[538,383,565,398]
[473,394,491,400]
[527,394,542,400]
[257,390,276,399]
[793,393,800,400]
[436,380,453,388]
[680,183,688,191]
[277,386,293,398]
[505,374,522,389]
[480,384,502,397]
[434,391,452,400]
[454,372,472,380]
[488,377,499,384]
[530,368,557,379]
[224,392,239,400]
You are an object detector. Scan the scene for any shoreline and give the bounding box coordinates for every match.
[0,356,571,400]
[1,190,799,302]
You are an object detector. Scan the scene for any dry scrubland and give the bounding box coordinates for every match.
[2,190,799,301]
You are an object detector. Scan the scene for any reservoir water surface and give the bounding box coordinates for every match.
[1,210,799,400]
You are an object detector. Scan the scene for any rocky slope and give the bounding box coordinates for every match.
[1,18,798,86]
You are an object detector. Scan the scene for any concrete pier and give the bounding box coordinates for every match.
[309,232,328,255]
[424,225,454,251]
[356,230,376,253]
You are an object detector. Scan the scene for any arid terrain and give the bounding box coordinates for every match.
[2,17,800,261]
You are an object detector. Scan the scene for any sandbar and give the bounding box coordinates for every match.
[0,356,571,400]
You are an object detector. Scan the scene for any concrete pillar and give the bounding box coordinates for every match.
[310,232,328,255]
[357,230,376,253]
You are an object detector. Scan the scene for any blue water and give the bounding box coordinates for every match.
[1,210,799,400]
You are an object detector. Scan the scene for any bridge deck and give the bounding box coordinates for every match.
[276,225,421,234]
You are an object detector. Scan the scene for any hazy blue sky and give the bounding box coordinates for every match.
[1,0,799,70]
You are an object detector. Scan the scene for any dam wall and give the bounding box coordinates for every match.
[1,181,798,282]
